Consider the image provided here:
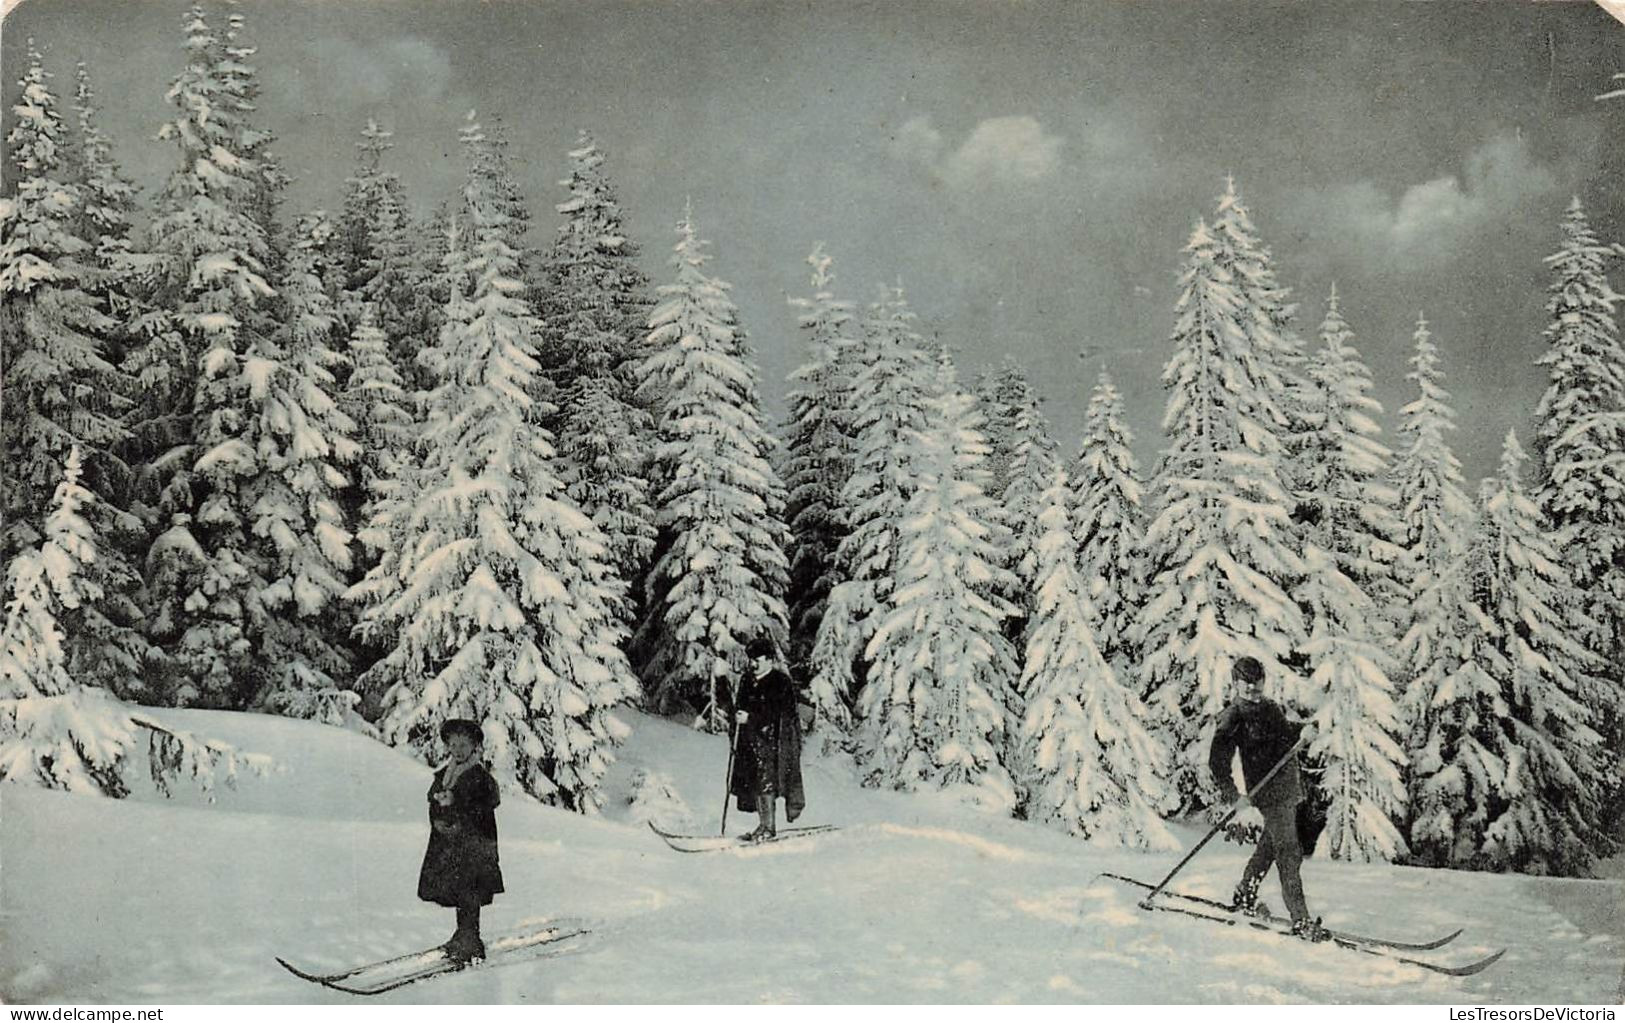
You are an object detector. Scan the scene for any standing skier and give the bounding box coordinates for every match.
[730,636,806,842]
[418,718,505,963]
[1208,657,1327,941]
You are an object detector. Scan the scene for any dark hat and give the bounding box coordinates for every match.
[440,718,484,743]
[745,635,776,660]
[1231,657,1265,684]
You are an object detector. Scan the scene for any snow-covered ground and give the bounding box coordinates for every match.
[2,708,1620,1004]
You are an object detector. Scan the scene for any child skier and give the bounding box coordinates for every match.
[418,718,505,962]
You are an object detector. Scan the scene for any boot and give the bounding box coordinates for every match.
[1291,917,1331,943]
[445,927,486,963]
[744,795,777,842]
[1230,875,1263,916]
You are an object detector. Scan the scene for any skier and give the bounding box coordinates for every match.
[1208,656,1328,942]
[729,635,806,842]
[418,718,505,963]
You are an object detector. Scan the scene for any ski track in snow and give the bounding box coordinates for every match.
[2,707,1620,1003]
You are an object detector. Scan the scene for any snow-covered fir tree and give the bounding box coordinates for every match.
[633,206,790,729]
[1136,216,1306,812]
[1069,371,1146,675]
[1477,431,1610,875]
[339,119,431,389]
[536,132,656,627]
[358,115,638,811]
[138,5,282,708]
[340,301,414,543]
[807,284,935,739]
[0,449,264,798]
[243,211,361,724]
[1392,313,1477,838]
[1016,467,1176,847]
[783,244,860,687]
[0,44,149,698]
[1404,494,1512,870]
[858,359,1017,809]
[1530,197,1625,841]
[1295,286,1408,862]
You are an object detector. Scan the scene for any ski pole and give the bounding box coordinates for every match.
[719,678,742,836]
[1136,731,1310,910]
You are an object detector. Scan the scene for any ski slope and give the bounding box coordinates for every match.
[2,707,1620,1004]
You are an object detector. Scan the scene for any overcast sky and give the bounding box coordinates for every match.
[4,0,1622,483]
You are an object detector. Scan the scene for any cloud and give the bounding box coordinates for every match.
[890,114,1065,190]
[272,34,456,109]
[1300,133,1560,269]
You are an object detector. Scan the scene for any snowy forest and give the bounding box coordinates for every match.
[3,5,1623,884]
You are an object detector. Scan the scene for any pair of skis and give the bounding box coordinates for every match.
[277,918,592,995]
[647,820,839,853]
[1101,873,1505,977]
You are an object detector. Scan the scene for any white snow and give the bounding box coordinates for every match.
[2,705,1619,1003]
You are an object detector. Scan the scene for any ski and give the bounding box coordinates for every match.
[648,820,839,853]
[1140,901,1505,977]
[1099,872,1464,951]
[278,921,591,995]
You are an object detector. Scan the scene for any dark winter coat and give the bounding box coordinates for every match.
[1209,696,1305,808]
[418,760,505,908]
[727,667,806,821]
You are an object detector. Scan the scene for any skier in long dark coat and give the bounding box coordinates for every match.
[419,718,504,962]
[729,635,806,842]
[1208,656,1327,942]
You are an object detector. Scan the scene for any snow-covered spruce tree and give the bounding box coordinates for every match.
[1208,179,1313,501]
[1477,431,1610,875]
[980,360,1058,751]
[0,449,265,798]
[1017,467,1176,847]
[633,206,790,729]
[783,244,861,689]
[243,211,361,724]
[1530,197,1625,842]
[1295,286,1408,862]
[0,44,152,698]
[1070,371,1146,675]
[138,5,282,709]
[1404,500,1511,870]
[807,285,935,739]
[339,119,432,390]
[1136,217,1306,812]
[340,300,415,545]
[536,132,656,628]
[1392,313,1476,835]
[858,358,1017,808]
[359,116,638,811]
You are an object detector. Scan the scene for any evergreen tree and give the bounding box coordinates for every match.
[1070,371,1146,675]
[339,119,430,388]
[1404,498,1511,870]
[859,360,1017,809]
[1478,432,1610,874]
[807,285,935,738]
[0,44,149,698]
[1017,468,1176,847]
[1136,216,1306,812]
[1393,313,1476,836]
[359,116,638,811]
[139,5,281,707]
[244,211,360,723]
[633,207,790,728]
[0,449,264,798]
[537,132,656,626]
[1296,286,1408,861]
[783,245,861,685]
[1530,197,1625,840]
